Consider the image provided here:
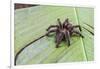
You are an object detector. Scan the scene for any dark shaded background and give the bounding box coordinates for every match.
[15,3,38,9]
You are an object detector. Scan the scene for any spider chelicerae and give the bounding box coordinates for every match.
[45,18,84,48]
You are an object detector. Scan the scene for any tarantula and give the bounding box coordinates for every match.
[46,18,84,48]
[14,18,84,65]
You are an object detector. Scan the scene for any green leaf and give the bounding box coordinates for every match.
[14,5,94,65]
[75,7,94,61]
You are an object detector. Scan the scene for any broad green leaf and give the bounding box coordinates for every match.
[14,5,94,65]
[75,7,94,61]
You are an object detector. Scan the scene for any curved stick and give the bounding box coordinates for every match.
[14,33,47,65]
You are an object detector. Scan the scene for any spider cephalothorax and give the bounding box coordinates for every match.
[46,18,84,48]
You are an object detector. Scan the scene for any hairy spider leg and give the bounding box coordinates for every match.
[72,30,84,38]
[46,29,57,36]
[73,25,82,31]
[56,32,64,48]
[46,25,58,31]
[63,18,69,28]
[63,18,73,30]
[55,30,59,43]
[64,18,70,24]
[57,18,63,29]
[65,31,70,46]
[64,18,69,23]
